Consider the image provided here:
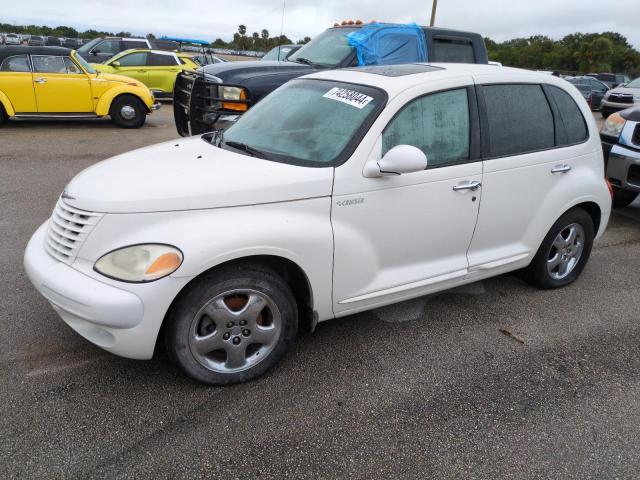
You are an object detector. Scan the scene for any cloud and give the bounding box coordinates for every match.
[2,0,639,48]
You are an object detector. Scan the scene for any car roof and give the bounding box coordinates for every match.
[0,46,72,61]
[302,63,569,97]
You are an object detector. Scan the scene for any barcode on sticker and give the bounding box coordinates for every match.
[323,87,373,109]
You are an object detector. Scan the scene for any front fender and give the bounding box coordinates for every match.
[76,198,335,322]
[0,90,16,116]
[95,85,154,116]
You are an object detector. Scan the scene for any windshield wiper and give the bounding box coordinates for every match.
[293,57,320,67]
[224,141,271,159]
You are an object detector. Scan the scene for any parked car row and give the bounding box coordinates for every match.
[0,33,90,47]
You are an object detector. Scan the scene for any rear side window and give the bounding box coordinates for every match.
[122,40,147,50]
[149,53,178,66]
[546,85,588,145]
[383,88,470,167]
[0,55,30,72]
[431,37,475,63]
[482,84,554,157]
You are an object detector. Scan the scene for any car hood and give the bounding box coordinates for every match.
[607,86,640,95]
[63,136,334,213]
[199,60,316,83]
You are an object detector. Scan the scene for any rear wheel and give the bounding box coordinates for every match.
[612,187,639,208]
[110,95,146,128]
[165,265,298,385]
[0,104,6,125]
[523,209,594,289]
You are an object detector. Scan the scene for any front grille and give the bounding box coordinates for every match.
[45,198,103,264]
[608,93,634,104]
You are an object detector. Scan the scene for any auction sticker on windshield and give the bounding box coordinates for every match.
[323,87,373,109]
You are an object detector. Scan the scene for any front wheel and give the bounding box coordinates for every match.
[165,265,298,385]
[0,104,6,125]
[522,209,594,289]
[110,95,146,128]
[612,187,638,208]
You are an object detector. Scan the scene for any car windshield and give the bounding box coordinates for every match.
[626,77,640,88]
[288,28,356,66]
[220,79,385,167]
[72,52,96,74]
[77,38,101,53]
[262,46,293,61]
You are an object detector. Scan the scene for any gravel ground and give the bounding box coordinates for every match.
[1,108,640,479]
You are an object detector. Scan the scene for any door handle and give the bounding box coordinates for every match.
[453,181,482,192]
[551,164,572,174]
[34,78,47,84]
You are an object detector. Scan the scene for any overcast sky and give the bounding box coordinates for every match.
[2,0,639,49]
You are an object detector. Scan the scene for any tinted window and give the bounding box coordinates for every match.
[432,37,475,63]
[148,53,178,66]
[96,39,120,54]
[117,52,148,66]
[32,56,66,73]
[483,84,554,157]
[383,88,470,167]
[122,40,147,50]
[590,80,607,92]
[0,55,30,72]
[547,86,588,145]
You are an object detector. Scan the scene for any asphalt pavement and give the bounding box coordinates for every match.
[1,108,640,479]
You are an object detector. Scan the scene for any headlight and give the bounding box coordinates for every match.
[219,86,248,112]
[634,94,640,102]
[600,112,626,138]
[94,244,183,282]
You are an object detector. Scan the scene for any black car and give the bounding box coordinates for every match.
[174,22,489,136]
[62,38,79,49]
[45,36,61,46]
[27,35,45,46]
[585,72,630,89]
[565,76,609,110]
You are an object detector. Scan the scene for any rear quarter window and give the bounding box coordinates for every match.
[431,37,475,63]
[546,85,588,145]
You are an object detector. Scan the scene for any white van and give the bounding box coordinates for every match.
[24,64,612,385]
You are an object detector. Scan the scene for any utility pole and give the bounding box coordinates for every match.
[430,0,438,26]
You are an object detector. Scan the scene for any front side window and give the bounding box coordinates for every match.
[482,84,554,157]
[148,53,178,66]
[0,55,30,72]
[32,56,66,73]
[383,88,470,168]
[116,52,149,66]
[547,85,588,145]
[222,79,385,166]
[96,39,120,54]
[63,57,83,74]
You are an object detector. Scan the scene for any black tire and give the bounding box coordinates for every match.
[109,94,146,128]
[611,187,639,208]
[165,264,298,385]
[0,104,6,125]
[522,209,595,289]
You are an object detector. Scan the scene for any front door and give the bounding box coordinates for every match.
[332,81,482,315]
[110,51,149,86]
[31,55,93,113]
[146,52,181,94]
[0,54,37,112]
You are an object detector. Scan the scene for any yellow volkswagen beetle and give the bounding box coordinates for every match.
[0,46,160,128]
[91,49,200,98]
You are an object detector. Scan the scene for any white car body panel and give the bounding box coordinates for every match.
[24,64,612,360]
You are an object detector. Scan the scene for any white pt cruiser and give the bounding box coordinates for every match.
[25,64,612,385]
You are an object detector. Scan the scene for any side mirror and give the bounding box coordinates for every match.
[364,145,428,177]
[111,61,120,67]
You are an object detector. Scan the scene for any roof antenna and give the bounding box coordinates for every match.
[277,0,286,57]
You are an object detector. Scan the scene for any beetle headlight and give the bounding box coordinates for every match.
[94,244,183,282]
[600,112,626,139]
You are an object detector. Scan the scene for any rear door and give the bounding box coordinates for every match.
[31,55,93,112]
[146,52,181,94]
[0,54,37,112]
[466,78,590,274]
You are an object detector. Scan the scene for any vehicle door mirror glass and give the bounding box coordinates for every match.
[365,145,427,177]
[111,61,120,67]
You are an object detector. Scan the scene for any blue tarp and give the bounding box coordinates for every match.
[160,37,210,46]
[347,23,427,66]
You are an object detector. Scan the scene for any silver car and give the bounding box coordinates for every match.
[4,33,21,46]
[601,77,640,118]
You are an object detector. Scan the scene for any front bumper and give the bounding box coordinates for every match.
[23,222,188,359]
[601,99,639,113]
[604,143,640,193]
